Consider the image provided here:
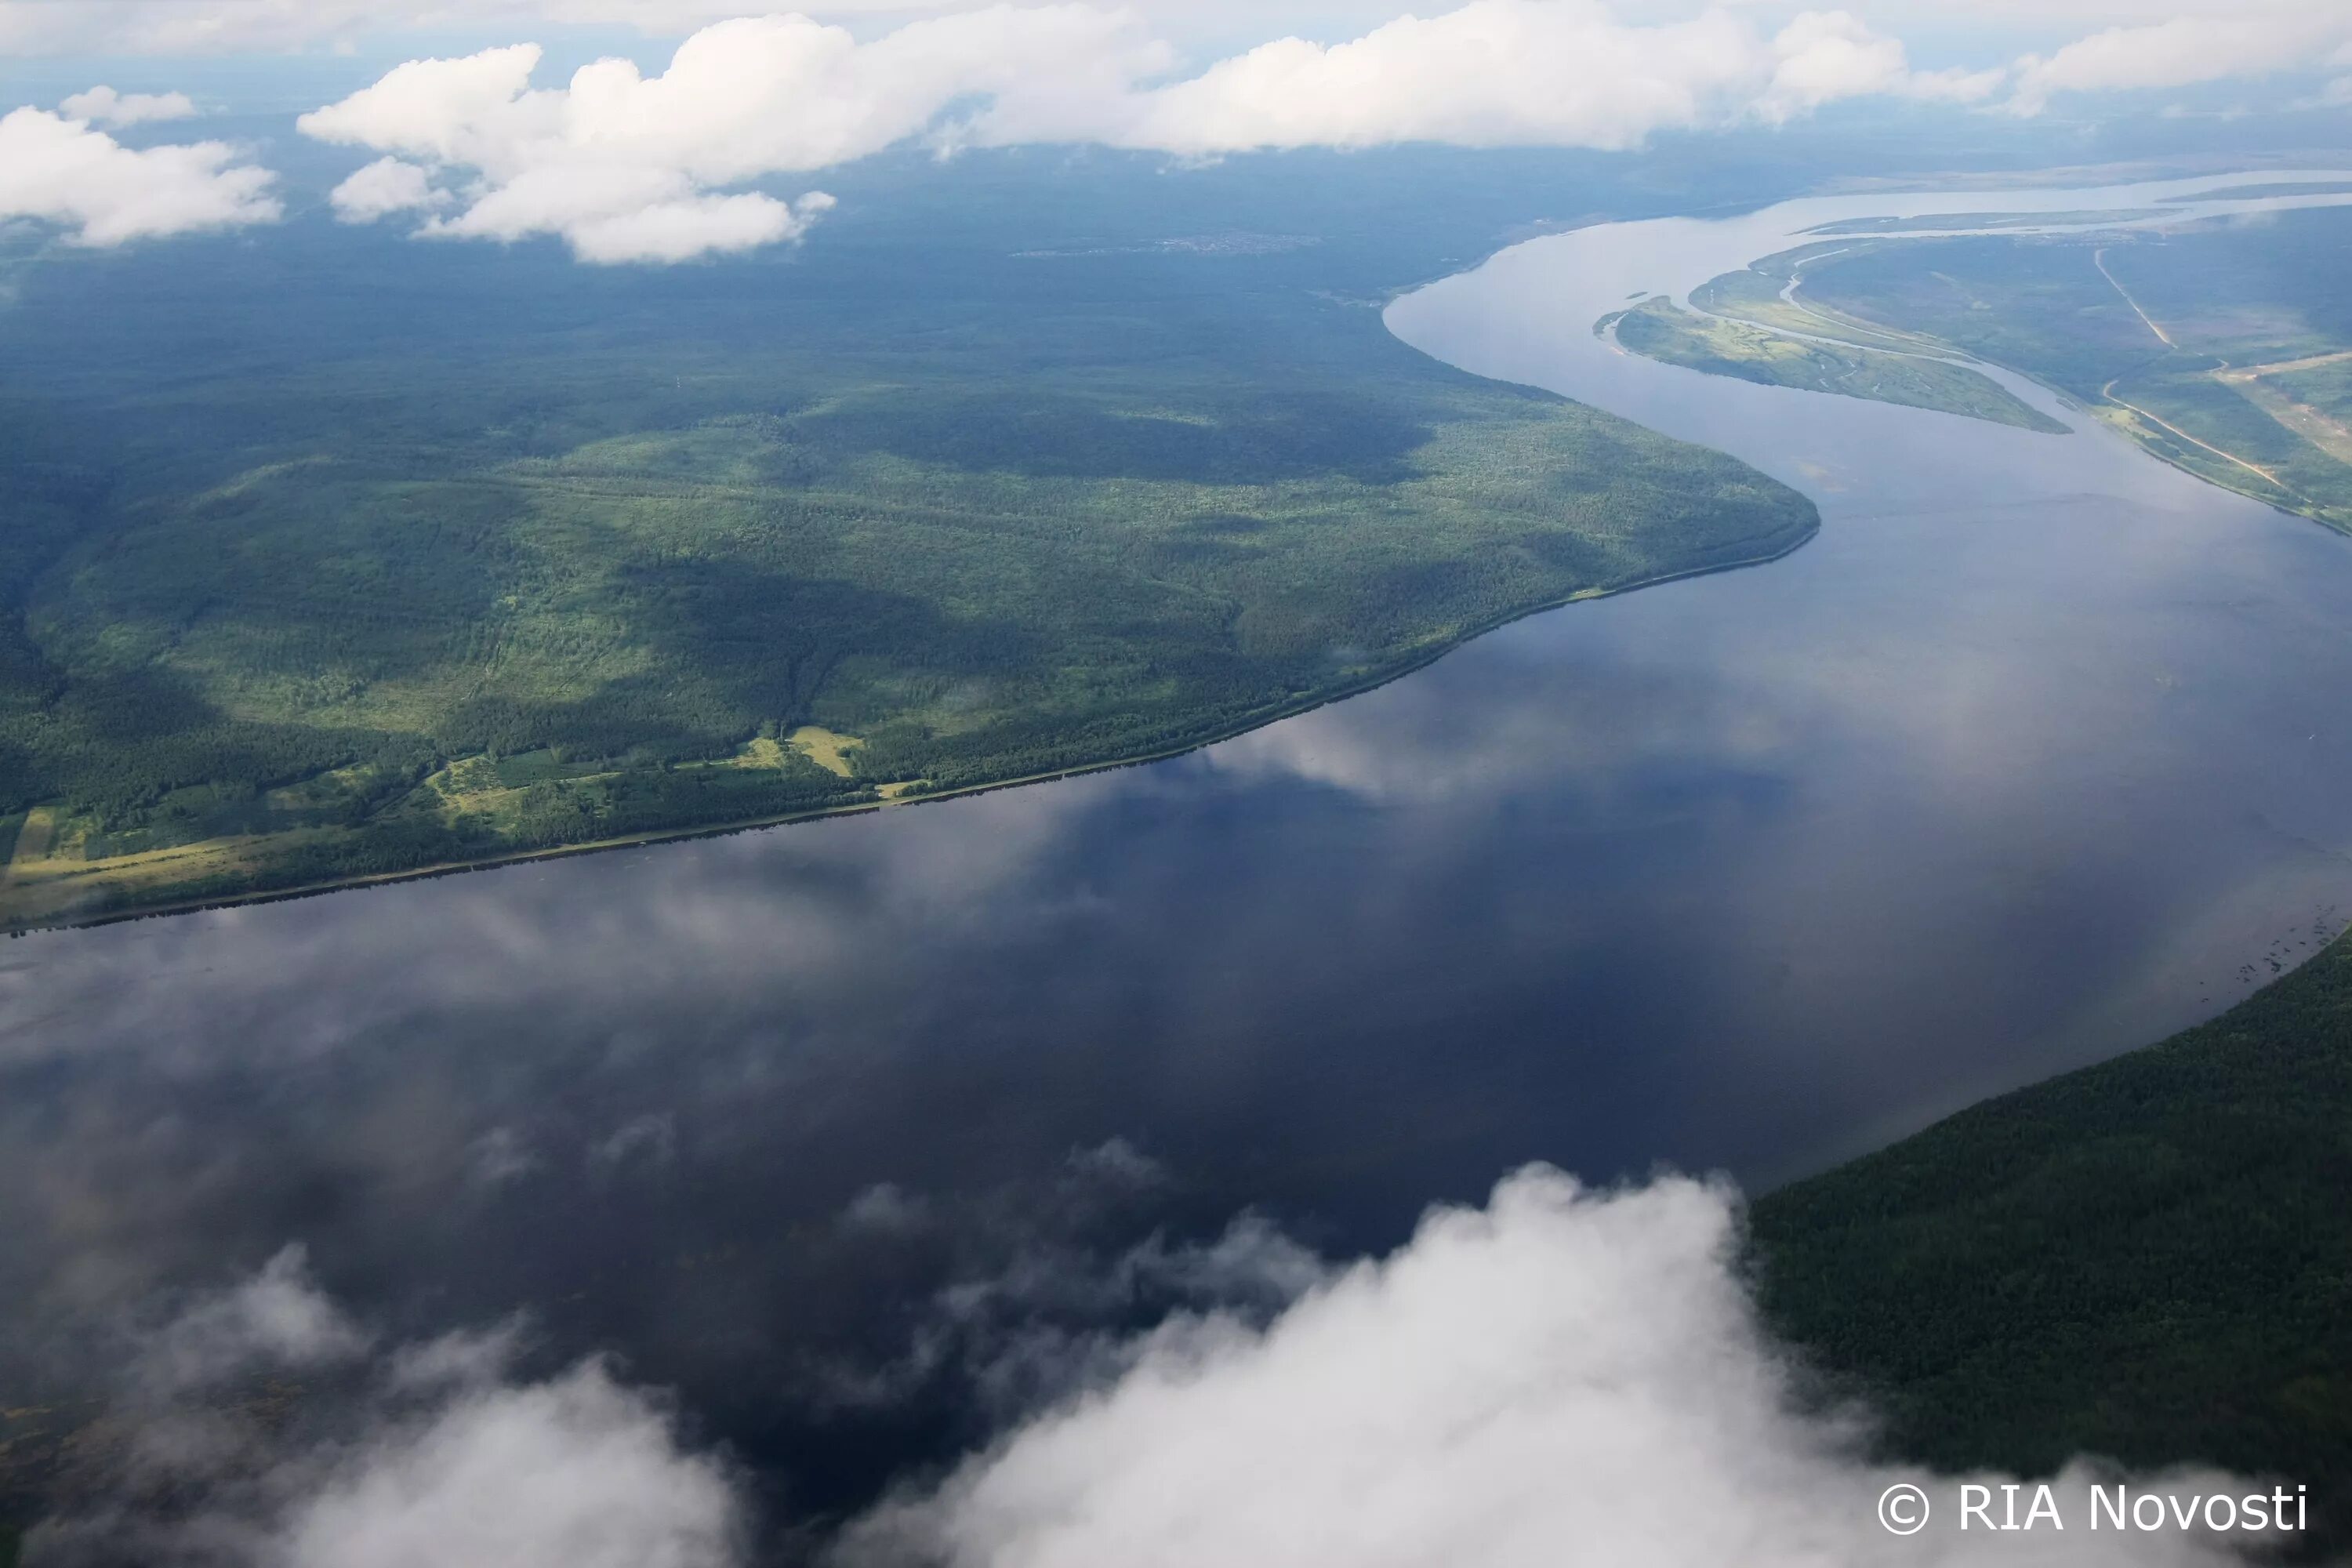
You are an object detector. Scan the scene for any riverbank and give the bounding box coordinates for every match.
[1753,918,2352,1552]
[1,513,1817,935]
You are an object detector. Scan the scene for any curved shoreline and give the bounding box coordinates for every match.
[45,170,2350,939]
[7,517,1818,938]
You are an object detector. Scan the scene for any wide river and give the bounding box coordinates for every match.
[7,172,2352,1522]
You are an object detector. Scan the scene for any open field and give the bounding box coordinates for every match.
[1789,208,2352,532]
[1804,209,2171,236]
[2161,182,2352,203]
[1610,295,2067,431]
[2218,353,2352,466]
[1688,256,1946,353]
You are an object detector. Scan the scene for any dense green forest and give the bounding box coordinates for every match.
[0,161,1817,927]
[1754,921,2352,1551]
[1793,205,2352,532]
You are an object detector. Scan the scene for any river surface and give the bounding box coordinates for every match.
[7,172,2352,1520]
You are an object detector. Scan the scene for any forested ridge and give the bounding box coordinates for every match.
[0,178,1814,927]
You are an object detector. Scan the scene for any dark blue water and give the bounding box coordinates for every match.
[6,172,2352,1524]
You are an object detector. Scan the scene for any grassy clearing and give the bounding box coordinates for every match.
[1791,209,2352,533]
[1610,296,2067,432]
[786,728,867,779]
[1689,262,1944,354]
[1803,209,2172,237]
[2221,357,2352,466]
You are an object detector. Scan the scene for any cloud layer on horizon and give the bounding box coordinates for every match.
[0,0,793,55]
[2006,13,2352,116]
[0,0,2344,60]
[1027,3,2000,156]
[8,2,2352,258]
[294,2,1978,263]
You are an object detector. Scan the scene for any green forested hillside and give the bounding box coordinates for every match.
[0,195,1815,927]
[1754,924,2352,1548]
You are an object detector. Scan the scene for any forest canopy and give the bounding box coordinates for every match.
[0,174,1815,927]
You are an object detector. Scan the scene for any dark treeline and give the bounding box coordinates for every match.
[1753,924,2352,1555]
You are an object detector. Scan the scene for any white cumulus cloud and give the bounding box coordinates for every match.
[58,85,200,126]
[0,104,281,246]
[288,6,1176,262]
[328,154,451,221]
[838,1167,2270,1568]
[295,12,1168,175]
[297,2,1989,264]
[293,11,1163,262]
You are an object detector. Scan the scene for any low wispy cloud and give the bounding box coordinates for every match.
[0,101,280,247]
[58,85,200,127]
[133,1245,372,1397]
[464,1125,545,1187]
[33,1254,743,1568]
[837,1167,2272,1568]
[22,1171,2291,1567]
[589,1111,678,1171]
[275,1358,740,1568]
[803,1137,1299,1417]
